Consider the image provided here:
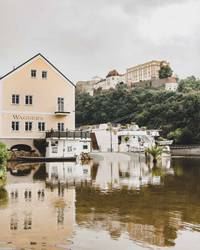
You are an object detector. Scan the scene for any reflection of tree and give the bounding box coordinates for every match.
[0,163,7,187]
[33,164,46,180]
[0,187,8,206]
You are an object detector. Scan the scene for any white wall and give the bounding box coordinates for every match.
[93,129,118,152]
[165,82,178,91]
[46,138,91,157]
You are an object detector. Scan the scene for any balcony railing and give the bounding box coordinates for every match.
[54,110,70,116]
[46,130,91,139]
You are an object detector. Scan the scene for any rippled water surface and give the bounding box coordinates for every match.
[0,153,200,250]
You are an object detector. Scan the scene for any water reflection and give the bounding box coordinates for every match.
[93,154,172,191]
[0,154,199,250]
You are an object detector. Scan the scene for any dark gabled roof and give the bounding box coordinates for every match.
[0,53,75,87]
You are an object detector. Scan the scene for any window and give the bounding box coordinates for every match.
[67,146,72,152]
[12,95,20,104]
[38,122,45,131]
[12,121,19,131]
[31,70,36,78]
[57,97,64,112]
[52,147,58,154]
[25,95,33,105]
[83,145,88,150]
[58,123,64,132]
[25,122,32,131]
[51,141,58,146]
[42,71,47,79]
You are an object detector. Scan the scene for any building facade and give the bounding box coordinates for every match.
[126,60,168,86]
[0,53,75,149]
[93,70,125,92]
[45,130,91,158]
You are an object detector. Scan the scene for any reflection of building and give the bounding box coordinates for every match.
[46,162,91,185]
[0,53,75,150]
[0,170,75,249]
[127,223,166,247]
[93,153,173,191]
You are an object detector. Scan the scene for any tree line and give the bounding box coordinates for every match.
[76,76,200,144]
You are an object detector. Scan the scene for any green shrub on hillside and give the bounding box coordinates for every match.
[76,82,200,144]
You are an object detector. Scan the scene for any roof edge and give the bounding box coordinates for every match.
[0,53,75,87]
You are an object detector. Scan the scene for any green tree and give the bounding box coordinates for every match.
[159,64,173,79]
[146,145,163,164]
[0,142,10,165]
[178,76,200,93]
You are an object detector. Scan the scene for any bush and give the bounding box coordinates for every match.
[0,142,10,165]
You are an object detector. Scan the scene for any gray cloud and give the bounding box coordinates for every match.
[0,0,199,82]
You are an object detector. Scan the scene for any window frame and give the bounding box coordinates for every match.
[42,71,47,79]
[25,95,33,105]
[31,69,37,78]
[57,97,64,112]
[12,94,20,105]
[57,122,64,132]
[38,122,45,131]
[83,145,88,150]
[25,121,33,131]
[12,121,19,131]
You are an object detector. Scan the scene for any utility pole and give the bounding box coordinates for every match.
[108,123,113,152]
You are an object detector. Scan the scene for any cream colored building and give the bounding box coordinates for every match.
[0,53,75,149]
[126,60,167,86]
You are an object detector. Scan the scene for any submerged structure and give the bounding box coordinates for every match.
[81,123,161,153]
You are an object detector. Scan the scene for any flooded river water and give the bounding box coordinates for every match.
[0,153,200,250]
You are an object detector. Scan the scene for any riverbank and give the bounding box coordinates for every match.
[171,145,200,156]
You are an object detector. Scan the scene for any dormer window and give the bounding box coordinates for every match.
[31,70,36,78]
[42,71,47,79]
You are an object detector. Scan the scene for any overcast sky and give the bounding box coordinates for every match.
[0,0,199,83]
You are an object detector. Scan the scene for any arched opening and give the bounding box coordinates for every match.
[11,144,32,152]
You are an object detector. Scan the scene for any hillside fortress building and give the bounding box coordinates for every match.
[0,53,75,149]
[126,60,168,86]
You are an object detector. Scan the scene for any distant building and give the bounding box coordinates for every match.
[93,70,125,93]
[76,76,102,96]
[126,60,168,86]
[165,79,178,92]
